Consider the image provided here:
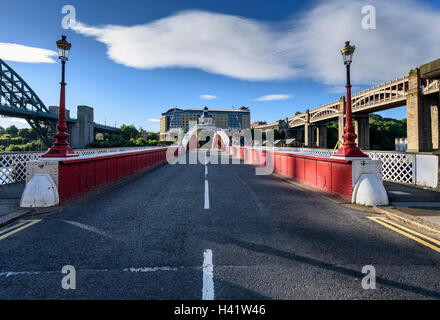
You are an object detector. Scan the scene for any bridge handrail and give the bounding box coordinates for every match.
[352,75,408,98]
[0,146,156,185]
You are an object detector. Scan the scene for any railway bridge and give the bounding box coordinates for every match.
[256,59,440,152]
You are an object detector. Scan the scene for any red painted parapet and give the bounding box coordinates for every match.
[230,146,353,200]
[21,148,168,207]
[58,148,167,202]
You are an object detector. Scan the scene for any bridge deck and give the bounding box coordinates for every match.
[1,154,439,299]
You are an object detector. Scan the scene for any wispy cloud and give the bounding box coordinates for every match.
[254,94,292,101]
[148,118,160,122]
[0,43,57,63]
[71,0,440,85]
[199,94,218,100]
[71,11,297,81]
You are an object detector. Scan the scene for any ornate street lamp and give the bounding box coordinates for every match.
[42,35,78,158]
[333,41,368,158]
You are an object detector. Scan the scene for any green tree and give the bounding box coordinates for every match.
[28,128,38,141]
[326,121,339,149]
[325,114,406,151]
[369,114,406,150]
[120,124,139,140]
[5,125,19,137]
[18,128,32,142]
[146,132,159,140]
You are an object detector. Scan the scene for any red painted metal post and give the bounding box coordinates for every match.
[41,81,78,158]
[333,81,367,158]
[333,42,368,159]
[42,36,77,158]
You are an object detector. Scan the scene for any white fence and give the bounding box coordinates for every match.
[0,147,154,186]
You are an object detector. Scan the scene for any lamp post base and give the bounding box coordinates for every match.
[41,145,78,158]
[332,143,369,159]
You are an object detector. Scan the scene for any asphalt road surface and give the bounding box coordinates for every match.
[1,152,440,299]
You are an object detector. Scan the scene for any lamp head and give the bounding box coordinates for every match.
[341,41,355,66]
[56,35,71,61]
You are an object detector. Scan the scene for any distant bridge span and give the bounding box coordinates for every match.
[256,59,440,152]
[0,59,118,147]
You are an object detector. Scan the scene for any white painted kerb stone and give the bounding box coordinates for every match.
[352,174,389,206]
[351,159,389,206]
[20,172,59,207]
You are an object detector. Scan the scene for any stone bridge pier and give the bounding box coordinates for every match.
[338,97,346,143]
[354,114,370,150]
[432,95,440,150]
[304,110,312,147]
[302,121,327,149]
[70,105,94,149]
[407,68,440,152]
[316,124,328,149]
[49,105,95,149]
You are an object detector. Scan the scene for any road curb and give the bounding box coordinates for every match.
[373,206,440,237]
[0,208,34,227]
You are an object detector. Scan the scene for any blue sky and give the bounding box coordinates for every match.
[1,0,439,131]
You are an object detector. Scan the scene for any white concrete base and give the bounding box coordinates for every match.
[20,173,59,208]
[352,174,389,206]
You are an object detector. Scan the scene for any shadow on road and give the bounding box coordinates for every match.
[206,233,440,299]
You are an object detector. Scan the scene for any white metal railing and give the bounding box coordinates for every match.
[242,147,419,185]
[289,148,416,184]
[367,151,416,184]
[0,146,154,185]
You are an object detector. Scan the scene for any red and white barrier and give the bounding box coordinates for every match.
[20,147,168,207]
[230,146,388,206]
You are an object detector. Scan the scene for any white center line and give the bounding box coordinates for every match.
[202,249,214,300]
[204,179,210,210]
[205,165,208,176]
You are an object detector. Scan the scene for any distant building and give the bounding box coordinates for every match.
[160,106,250,140]
[251,121,267,129]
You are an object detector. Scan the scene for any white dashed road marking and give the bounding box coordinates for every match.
[388,191,411,196]
[0,266,181,278]
[202,249,214,300]
[204,180,210,210]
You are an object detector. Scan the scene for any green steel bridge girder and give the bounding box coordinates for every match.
[0,58,118,146]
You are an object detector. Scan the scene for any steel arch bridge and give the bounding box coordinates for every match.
[0,58,118,146]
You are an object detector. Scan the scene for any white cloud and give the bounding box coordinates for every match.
[0,117,30,129]
[0,43,57,63]
[148,118,160,122]
[71,11,298,81]
[254,94,291,101]
[71,0,440,85]
[199,94,218,100]
[280,0,440,85]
